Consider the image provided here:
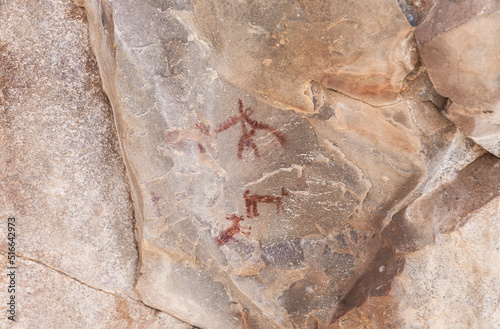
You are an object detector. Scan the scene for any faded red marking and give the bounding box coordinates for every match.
[164,127,211,154]
[195,123,211,135]
[150,191,163,217]
[215,214,251,246]
[244,187,289,218]
[164,130,181,144]
[196,99,286,159]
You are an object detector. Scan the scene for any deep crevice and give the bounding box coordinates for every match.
[330,153,500,324]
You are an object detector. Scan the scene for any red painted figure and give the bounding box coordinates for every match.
[215,214,251,246]
[197,99,286,159]
[244,187,290,218]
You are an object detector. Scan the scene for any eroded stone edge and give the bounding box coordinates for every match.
[330,153,500,324]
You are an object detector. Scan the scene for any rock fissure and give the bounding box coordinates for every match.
[8,252,196,326]
[331,152,500,324]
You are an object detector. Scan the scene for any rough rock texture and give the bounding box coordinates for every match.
[80,0,499,328]
[190,0,418,109]
[0,0,191,327]
[415,0,500,156]
[0,0,135,294]
[393,197,500,329]
[2,0,499,328]
[0,257,192,329]
[334,195,500,328]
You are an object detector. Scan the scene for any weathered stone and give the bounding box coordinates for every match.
[392,197,500,328]
[0,0,136,293]
[416,0,500,156]
[3,0,498,327]
[190,0,418,110]
[0,257,192,329]
[397,0,436,27]
[385,154,500,253]
[81,0,490,328]
[330,154,500,327]
[0,0,188,327]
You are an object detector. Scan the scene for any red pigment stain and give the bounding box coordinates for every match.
[196,99,286,159]
[215,214,251,246]
[244,187,289,218]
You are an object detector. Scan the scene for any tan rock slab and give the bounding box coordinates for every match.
[0,0,136,299]
[0,257,192,329]
[416,1,500,156]
[81,0,491,327]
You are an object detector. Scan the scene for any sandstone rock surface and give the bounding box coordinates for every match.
[1,0,499,328]
[415,0,500,156]
[333,195,500,328]
[393,196,500,328]
[0,0,191,327]
[0,257,192,329]
[81,0,498,328]
[0,0,136,294]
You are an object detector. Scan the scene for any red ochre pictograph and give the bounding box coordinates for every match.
[244,187,289,218]
[215,187,290,246]
[208,99,289,246]
[215,214,251,246]
[196,99,286,159]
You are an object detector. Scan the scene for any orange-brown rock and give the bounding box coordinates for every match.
[416,0,500,156]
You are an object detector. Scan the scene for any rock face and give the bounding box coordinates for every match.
[415,0,500,156]
[1,0,499,328]
[0,0,191,327]
[191,0,417,110]
[393,196,500,329]
[0,257,192,329]
[79,0,498,328]
[0,0,135,294]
